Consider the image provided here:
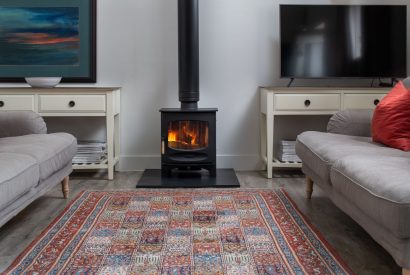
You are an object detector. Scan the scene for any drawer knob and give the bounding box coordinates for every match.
[304,99,311,107]
[374,99,380,106]
[68,100,76,108]
[0,100,4,108]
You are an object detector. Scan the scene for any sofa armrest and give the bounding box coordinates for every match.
[327,109,373,137]
[0,111,47,138]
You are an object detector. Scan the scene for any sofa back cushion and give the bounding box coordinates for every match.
[327,109,373,137]
[372,81,410,151]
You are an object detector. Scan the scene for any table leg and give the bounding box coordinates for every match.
[260,113,267,170]
[106,94,115,181]
[266,114,274,179]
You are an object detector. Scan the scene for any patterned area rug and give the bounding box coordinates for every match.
[6,189,352,274]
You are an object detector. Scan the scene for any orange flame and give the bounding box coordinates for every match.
[168,126,197,145]
[168,131,178,143]
[167,121,208,149]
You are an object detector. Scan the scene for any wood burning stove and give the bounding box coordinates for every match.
[159,0,217,177]
[161,108,217,176]
[137,0,239,188]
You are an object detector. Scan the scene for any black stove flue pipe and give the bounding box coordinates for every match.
[178,0,199,110]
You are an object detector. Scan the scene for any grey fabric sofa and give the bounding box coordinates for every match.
[0,111,77,227]
[296,108,410,272]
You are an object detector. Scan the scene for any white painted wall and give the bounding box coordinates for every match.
[2,0,410,171]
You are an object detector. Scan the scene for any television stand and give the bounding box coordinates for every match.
[260,86,390,178]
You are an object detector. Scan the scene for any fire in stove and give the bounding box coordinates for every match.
[167,121,209,150]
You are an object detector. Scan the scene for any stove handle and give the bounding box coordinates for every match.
[161,137,165,155]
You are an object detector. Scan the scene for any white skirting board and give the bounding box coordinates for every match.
[118,154,263,171]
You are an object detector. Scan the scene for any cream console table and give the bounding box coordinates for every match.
[0,87,121,180]
[260,87,389,178]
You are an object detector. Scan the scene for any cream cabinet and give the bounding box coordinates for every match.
[260,87,389,178]
[0,88,121,180]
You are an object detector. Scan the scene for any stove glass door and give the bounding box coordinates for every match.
[168,120,209,150]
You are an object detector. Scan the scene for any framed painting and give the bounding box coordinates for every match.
[0,0,96,83]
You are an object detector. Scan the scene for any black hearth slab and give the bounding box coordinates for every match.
[160,108,218,113]
[136,169,240,188]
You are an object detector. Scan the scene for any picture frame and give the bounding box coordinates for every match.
[0,0,96,83]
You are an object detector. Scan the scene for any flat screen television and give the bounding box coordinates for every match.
[280,5,407,78]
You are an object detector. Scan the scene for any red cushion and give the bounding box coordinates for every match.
[372,81,410,151]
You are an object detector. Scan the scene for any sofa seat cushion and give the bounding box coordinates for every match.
[0,133,77,181]
[331,156,410,238]
[296,131,410,182]
[0,153,39,209]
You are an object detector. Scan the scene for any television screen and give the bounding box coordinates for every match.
[280,5,407,78]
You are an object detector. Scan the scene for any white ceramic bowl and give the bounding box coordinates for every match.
[25,77,62,88]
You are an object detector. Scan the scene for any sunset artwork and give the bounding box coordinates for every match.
[0,7,79,66]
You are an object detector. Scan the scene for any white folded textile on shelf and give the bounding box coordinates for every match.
[73,141,107,164]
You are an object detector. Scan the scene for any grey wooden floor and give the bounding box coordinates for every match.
[0,171,401,274]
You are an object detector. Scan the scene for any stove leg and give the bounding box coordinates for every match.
[209,167,217,177]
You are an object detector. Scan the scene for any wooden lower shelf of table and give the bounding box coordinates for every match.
[263,156,302,168]
[72,156,119,170]
[272,158,302,168]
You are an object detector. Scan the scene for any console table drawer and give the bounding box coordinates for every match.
[0,95,34,111]
[39,95,106,113]
[344,94,387,109]
[274,94,340,111]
